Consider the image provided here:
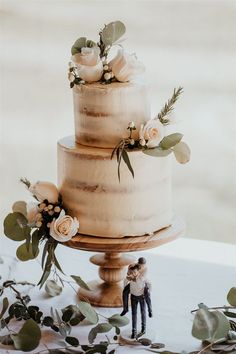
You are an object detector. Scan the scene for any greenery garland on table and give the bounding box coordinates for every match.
[0,258,236,354]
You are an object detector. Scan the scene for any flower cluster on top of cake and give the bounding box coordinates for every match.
[68,20,144,86]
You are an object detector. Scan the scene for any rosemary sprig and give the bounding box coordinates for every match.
[156,86,183,125]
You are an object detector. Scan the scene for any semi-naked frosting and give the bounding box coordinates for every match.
[73,81,150,148]
[58,136,172,238]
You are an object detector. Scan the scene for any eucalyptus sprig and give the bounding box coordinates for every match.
[156,87,183,125]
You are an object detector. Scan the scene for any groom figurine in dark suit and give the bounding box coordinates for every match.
[120,257,152,339]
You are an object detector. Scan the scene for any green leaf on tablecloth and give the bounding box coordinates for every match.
[65,336,79,347]
[192,308,230,342]
[77,301,98,324]
[71,275,90,290]
[45,280,62,297]
[12,201,27,217]
[227,288,236,306]
[108,314,129,327]
[160,133,183,150]
[4,212,30,241]
[173,141,191,164]
[88,323,113,343]
[16,242,39,262]
[143,147,172,157]
[11,318,41,351]
[0,297,9,319]
[224,311,236,318]
[138,337,152,346]
[101,21,126,46]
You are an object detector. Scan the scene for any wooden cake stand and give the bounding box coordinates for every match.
[65,216,185,307]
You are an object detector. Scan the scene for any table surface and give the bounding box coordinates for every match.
[0,237,236,354]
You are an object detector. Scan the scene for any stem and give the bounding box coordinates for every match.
[191,306,236,314]
[9,285,28,309]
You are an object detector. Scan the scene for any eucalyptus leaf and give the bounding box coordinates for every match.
[227,288,236,306]
[108,314,129,327]
[101,21,126,46]
[12,201,27,217]
[71,37,96,55]
[192,309,230,342]
[4,212,30,241]
[88,323,113,343]
[77,301,98,324]
[11,318,41,351]
[71,275,90,290]
[16,242,39,262]
[0,297,9,319]
[224,311,236,318]
[122,149,134,178]
[45,280,62,297]
[160,133,183,149]
[143,147,172,157]
[65,336,79,347]
[32,229,40,257]
[173,141,191,164]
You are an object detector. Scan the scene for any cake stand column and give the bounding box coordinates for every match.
[78,252,135,307]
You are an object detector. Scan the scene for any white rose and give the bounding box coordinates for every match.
[109,48,145,82]
[139,119,164,148]
[49,210,79,242]
[29,181,59,204]
[27,202,41,224]
[72,46,103,83]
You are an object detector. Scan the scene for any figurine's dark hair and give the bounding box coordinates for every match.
[138,257,146,265]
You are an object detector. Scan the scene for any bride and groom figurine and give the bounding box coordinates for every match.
[120,257,152,339]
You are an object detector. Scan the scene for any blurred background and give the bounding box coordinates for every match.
[1,0,236,244]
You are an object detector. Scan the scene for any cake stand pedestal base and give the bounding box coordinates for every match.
[66,216,185,307]
[79,252,135,307]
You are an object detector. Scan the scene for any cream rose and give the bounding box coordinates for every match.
[29,181,59,204]
[72,46,103,83]
[109,48,145,82]
[49,210,79,242]
[139,119,164,148]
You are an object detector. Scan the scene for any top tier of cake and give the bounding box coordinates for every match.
[73,81,150,148]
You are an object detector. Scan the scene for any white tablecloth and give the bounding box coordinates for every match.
[0,238,235,353]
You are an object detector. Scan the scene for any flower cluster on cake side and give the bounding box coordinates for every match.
[3,179,79,287]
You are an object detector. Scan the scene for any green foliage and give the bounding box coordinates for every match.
[173,141,191,164]
[192,308,230,343]
[16,242,39,261]
[45,280,62,297]
[0,297,9,319]
[88,323,113,343]
[65,336,79,347]
[11,319,41,352]
[228,288,236,307]
[71,37,96,55]
[108,314,129,327]
[101,21,126,46]
[143,147,172,157]
[71,275,91,290]
[77,301,98,324]
[4,212,30,241]
[160,133,183,150]
[157,87,183,124]
[12,201,27,217]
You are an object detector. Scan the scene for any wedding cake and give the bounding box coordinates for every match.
[57,21,190,238]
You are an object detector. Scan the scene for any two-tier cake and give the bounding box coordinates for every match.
[57,21,190,238]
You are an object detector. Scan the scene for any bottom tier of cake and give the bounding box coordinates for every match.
[57,136,172,238]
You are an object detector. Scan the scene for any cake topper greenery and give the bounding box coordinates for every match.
[68,20,145,86]
[111,87,191,181]
[3,179,80,288]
